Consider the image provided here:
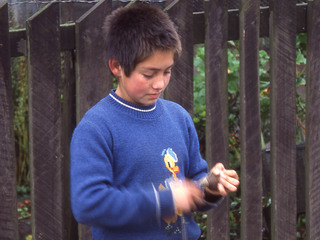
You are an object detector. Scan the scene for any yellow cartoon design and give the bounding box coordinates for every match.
[159,148,183,225]
[163,148,180,180]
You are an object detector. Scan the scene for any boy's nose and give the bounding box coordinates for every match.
[152,75,167,89]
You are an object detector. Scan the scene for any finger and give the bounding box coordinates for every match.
[223,169,239,180]
[211,163,225,176]
[217,183,228,196]
[214,163,226,171]
[219,177,238,192]
[219,172,240,187]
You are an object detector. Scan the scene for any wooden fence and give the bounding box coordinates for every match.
[0,0,320,239]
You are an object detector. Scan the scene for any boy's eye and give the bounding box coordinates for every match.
[143,74,154,79]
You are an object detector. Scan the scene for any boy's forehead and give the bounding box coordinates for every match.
[136,51,175,70]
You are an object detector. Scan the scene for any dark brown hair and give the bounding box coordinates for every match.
[103,3,181,77]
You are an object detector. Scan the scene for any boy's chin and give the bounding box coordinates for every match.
[137,99,156,107]
[142,100,157,106]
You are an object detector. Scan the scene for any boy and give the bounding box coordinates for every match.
[70,3,239,240]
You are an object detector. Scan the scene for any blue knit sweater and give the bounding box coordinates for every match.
[70,89,221,240]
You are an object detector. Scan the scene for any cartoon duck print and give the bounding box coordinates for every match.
[159,148,183,226]
[163,148,180,180]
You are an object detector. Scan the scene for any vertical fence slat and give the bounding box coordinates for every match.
[165,0,194,114]
[60,3,91,240]
[75,0,113,122]
[205,1,229,239]
[306,1,320,239]
[61,51,78,240]
[0,2,19,240]
[239,0,263,239]
[27,3,64,239]
[75,0,112,239]
[269,0,297,239]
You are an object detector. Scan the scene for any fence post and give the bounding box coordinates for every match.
[204,1,229,239]
[306,1,320,239]
[269,0,297,239]
[75,0,113,122]
[165,0,194,114]
[0,2,19,239]
[26,2,65,239]
[239,0,263,239]
[75,0,112,239]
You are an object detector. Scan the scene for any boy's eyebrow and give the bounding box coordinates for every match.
[140,64,174,71]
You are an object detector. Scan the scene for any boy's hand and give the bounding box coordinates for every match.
[170,180,204,213]
[207,163,239,196]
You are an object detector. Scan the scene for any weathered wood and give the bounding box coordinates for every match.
[75,0,113,122]
[75,0,112,238]
[26,2,65,239]
[0,2,19,240]
[9,4,308,57]
[60,2,95,24]
[204,1,229,239]
[193,4,307,44]
[164,0,194,114]
[61,51,78,240]
[4,1,320,239]
[9,28,27,57]
[60,2,94,52]
[306,1,320,239]
[269,0,297,239]
[239,0,263,239]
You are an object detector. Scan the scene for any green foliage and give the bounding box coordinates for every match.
[17,185,30,198]
[25,235,33,240]
[297,213,306,239]
[17,200,31,220]
[230,194,241,238]
[193,211,207,239]
[193,34,307,239]
[11,56,30,187]
[296,34,307,143]
[193,46,206,154]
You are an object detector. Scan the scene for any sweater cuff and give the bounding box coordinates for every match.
[158,189,176,217]
[197,187,224,212]
[152,184,175,226]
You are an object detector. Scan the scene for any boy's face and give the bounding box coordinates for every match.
[115,50,174,106]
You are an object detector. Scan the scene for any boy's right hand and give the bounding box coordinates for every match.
[170,180,204,213]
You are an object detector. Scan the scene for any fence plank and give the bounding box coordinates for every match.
[165,0,194,114]
[0,2,19,240]
[59,5,85,237]
[26,2,65,239]
[306,1,320,239]
[9,5,308,57]
[193,4,307,44]
[75,0,113,121]
[269,0,297,239]
[75,0,112,239]
[61,51,78,240]
[204,1,229,239]
[239,0,263,239]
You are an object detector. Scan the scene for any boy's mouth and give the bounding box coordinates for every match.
[148,93,161,98]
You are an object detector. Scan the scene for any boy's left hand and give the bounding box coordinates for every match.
[208,163,240,196]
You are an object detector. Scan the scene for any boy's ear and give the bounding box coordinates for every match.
[109,59,121,77]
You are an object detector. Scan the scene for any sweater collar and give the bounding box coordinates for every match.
[109,89,156,112]
[108,89,162,119]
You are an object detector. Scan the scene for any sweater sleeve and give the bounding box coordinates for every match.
[183,114,224,210]
[184,114,208,181]
[70,121,175,229]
